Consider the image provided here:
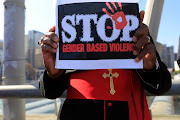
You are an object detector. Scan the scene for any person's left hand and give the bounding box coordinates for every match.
[133,10,156,70]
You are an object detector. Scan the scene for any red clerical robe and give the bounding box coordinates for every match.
[39,59,171,120]
[39,1,172,119]
[65,69,151,120]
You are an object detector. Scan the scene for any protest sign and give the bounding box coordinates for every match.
[55,0,143,69]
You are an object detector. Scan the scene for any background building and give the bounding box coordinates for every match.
[156,42,176,69]
[0,32,179,81]
[155,42,163,56]
[155,40,179,69]
[175,53,178,61]
[177,36,180,61]
[167,46,175,69]
[27,30,44,69]
[25,30,45,80]
[0,40,3,82]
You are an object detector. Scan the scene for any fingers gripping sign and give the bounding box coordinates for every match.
[102,2,127,30]
[41,26,64,79]
[56,1,143,69]
[133,11,157,70]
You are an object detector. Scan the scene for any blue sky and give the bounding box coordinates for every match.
[0,0,180,52]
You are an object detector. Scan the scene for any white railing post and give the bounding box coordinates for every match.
[143,0,165,106]
[143,0,165,42]
[3,0,26,120]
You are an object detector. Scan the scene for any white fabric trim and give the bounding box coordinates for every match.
[156,59,159,69]
[136,70,159,90]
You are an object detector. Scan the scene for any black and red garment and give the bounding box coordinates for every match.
[39,52,171,120]
[39,1,171,120]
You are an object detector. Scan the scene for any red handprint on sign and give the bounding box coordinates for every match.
[102,2,127,30]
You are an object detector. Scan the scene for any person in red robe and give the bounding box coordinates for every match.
[39,11,171,120]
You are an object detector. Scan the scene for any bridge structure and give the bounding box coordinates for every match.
[1,0,179,120]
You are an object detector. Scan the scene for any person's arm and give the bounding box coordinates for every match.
[136,34,171,95]
[136,51,172,95]
[39,70,68,99]
[38,26,68,99]
[133,11,172,95]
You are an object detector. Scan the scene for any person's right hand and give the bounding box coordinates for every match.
[40,26,64,79]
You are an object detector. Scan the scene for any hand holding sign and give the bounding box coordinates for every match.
[55,2,157,70]
[40,26,64,78]
[102,2,127,30]
[133,11,156,70]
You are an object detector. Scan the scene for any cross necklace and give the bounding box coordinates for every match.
[102,69,119,95]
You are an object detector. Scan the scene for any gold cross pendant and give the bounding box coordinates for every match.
[102,69,119,95]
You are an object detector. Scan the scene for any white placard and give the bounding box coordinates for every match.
[55,0,142,69]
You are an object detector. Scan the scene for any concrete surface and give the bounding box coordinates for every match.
[0,115,180,120]
[0,115,57,120]
[152,115,180,120]
[150,96,174,115]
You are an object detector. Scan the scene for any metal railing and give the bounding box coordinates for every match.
[0,84,66,99]
[0,80,180,99]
